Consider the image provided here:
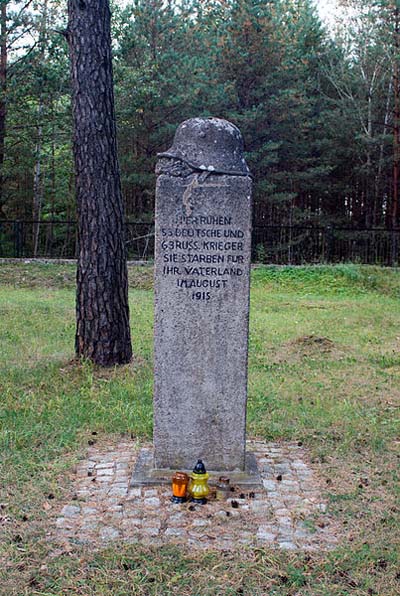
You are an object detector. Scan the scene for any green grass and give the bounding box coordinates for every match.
[0,262,399,595]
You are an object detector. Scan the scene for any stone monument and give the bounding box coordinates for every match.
[153,117,252,473]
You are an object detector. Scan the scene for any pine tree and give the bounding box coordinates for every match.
[67,0,132,366]
[114,0,218,218]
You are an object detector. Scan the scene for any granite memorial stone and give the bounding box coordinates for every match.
[153,117,252,472]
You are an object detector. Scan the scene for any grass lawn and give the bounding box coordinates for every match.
[0,262,399,595]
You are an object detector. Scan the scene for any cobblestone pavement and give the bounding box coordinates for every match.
[52,439,339,551]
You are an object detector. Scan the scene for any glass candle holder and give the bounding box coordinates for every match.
[216,476,230,500]
[171,471,189,503]
[188,459,210,504]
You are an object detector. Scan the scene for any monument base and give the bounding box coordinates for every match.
[130,447,262,489]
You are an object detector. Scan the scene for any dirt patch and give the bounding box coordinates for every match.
[274,335,346,365]
[292,335,334,349]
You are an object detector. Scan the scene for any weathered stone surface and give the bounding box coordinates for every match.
[153,117,252,471]
[61,505,81,517]
[157,117,250,176]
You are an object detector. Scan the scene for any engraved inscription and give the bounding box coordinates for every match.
[159,213,247,300]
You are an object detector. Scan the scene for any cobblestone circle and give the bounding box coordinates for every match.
[51,439,339,551]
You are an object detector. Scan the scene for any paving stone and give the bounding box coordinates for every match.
[268,497,283,507]
[127,488,142,499]
[82,507,98,515]
[283,494,302,504]
[96,463,115,470]
[277,518,293,529]
[116,463,129,471]
[100,526,120,541]
[263,480,278,491]
[112,486,128,495]
[188,530,210,540]
[165,527,185,537]
[297,471,313,480]
[250,501,271,513]
[142,527,160,536]
[54,439,337,552]
[256,458,269,466]
[257,525,277,539]
[144,489,158,497]
[248,491,264,499]
[192,519,208,527]
[124,509,142,519]
[61,505,81,517]
[277,541,297,550]
[169,512,185,521]
[292,460,308,469]
[280,480,299,489]
[76,489,91,497]
[115,474,128,483]
[144,497,160,507]
[215,510,231,519]
[274,508,289,516]
[117,456,132,463]
[108,504,123,511]
[303,497,319,507]
[82,520,99,530]
[122,518,142,528]
[293,527,310,539]
[56,518,70,528]
[108,487,128,497]
[97,468,114,477]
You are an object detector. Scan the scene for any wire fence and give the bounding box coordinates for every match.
[0,220,399,266]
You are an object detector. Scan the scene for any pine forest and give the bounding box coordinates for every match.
[1,0,399,263]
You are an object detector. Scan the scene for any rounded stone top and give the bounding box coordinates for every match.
[158,117,250,176]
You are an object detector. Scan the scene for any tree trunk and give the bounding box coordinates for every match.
[391,5,399,265]
[0,1,7,216]
[393,6,400,230]
[374,75,392,226]
[67,0,132,366]
[33,98,43,257]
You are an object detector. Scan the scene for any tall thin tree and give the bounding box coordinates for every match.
[67,0,132,366]
[0,1,7,214]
